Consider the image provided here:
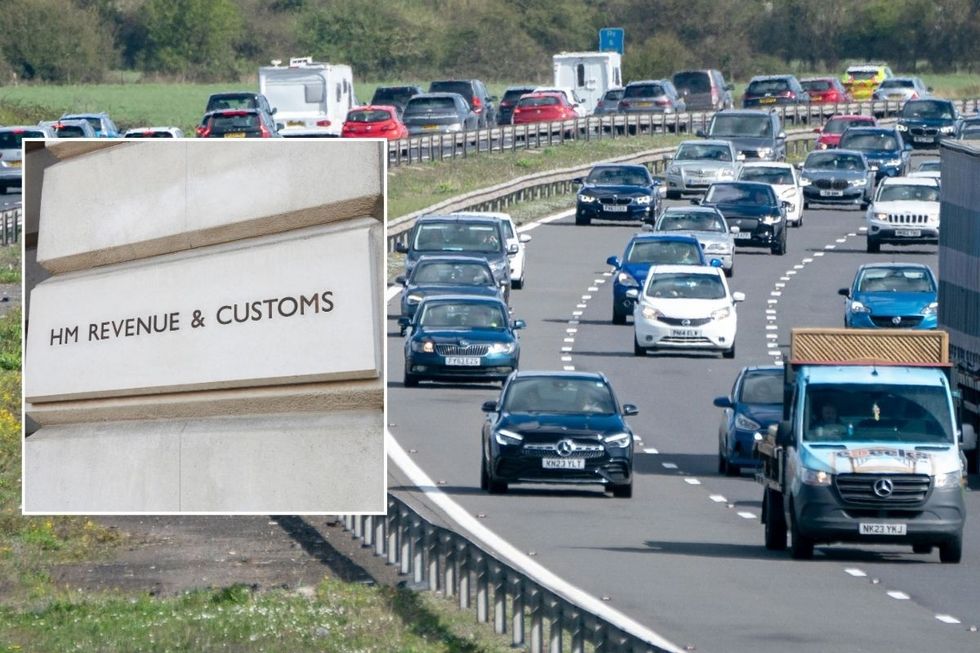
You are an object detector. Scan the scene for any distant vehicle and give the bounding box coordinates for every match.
[429,79,496,127]
[341,105,408,140]
[813,114,877,149]
[653,207,736,277]
[799,149,874,210]
[737,162,804,227]
[630,264,744,358]
[714,366,783,475]
[664,139,740,199]
[452,211,532,289]
[842,63,893,100]
[593,88,625,116]
[497,85,536,125]
[864,176,940,253]
[871,77,930,103]
[259,57,354,137]
[742,75,809,108]
[553,51,622,115]
[800,77,852,105]
[897,99,959,148]
[369,85,422,118]
[838,263,938,329]
[838,126,910,180]
[958,126,980,141]
[574,164,660,226]
[699,181,789,255]
[401,93,478,137]
[958,116,980,139]
[123,127,184,138]
[672,69,733,112]
[480,371,637,497]
[619,79,686,114]
[202,92,277,136]
[909,159,941,180]
[697,109,787,161]
[532,86,588,117]
[395,254,502,325]
[0,125,54,193]
[45,119,97,139]
[403,295,523,387]
[512,92,578,126]
[59,112,119,138]
[199,109,281,138]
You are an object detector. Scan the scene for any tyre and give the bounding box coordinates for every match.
[611,482,633,498]
[860,202,869,211]
[633,335,647,356]
[403,371,419,388]
[666,190,681,200]
[866,237,880,254]
[803,201,810,210]
[575,211,591,226]
[480,452,490,491]
[771,233,787,255]
[764,488,788,551]
[512,276,523,290]
[797,211,804,227]
[718,450,728,474]
[966,447,979,475]
[724,459,740,476]
[722,344,735,359]
[612,306,627,325]
[724,265,734,278]
[912,543,932,555]
[939,536,962,564]
[789,507,815,559]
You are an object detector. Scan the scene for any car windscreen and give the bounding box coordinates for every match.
[709,114,772,137]
[740,372,784,404]
[903,101,954,120]
[419,302,507,329]
[878,79,914,89]
[405,97,457,113]
[657,212,726,233]
[412,223,502,253]
[624,84,666,98]
[207,96,257,112]
[858,267,935,293]
[347,109,392,122]
[586,168,649,185]
[411,261,493,285]
[846,70,879,81]
[916,161,941,172]
[824,117,872,134]
[746,79,790,94]
[519,96,559,107]
[876,184,939,203]
[803,383,953,444]
[739,167,794,185]
[674,143,732,161]
[371,88,417,105]
[503,377,616,415]
[429,82,472,101]
[705,184,775,205]
[961,128,980,140]
[626,240,703,264]
[673,72,711,94]
[64,116,102,132]
[0,131,44,148]
[839,132,899,151]
[645,272,726,300]
[802,80,833,92]
[805,152,865,170]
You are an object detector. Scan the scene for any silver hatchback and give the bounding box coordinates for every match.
[653,206,736,277]
[0,125,55,194]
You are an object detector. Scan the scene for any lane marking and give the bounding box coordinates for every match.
[684,478,701,485]
[602,272,612,277]
[588,286,599,292]
[935,615,961,625]
[709,495,726,503]
[787,270,797,276]
[858,226,868,232]
[576,303,587,309]
[662,462,678,470]
[737,512,756,520]
[887,591,910,600]
[775,282,786,288]
[766,325,778,330]
[844,568,867,577]
[815,251,826,256]
[569,319,580,325]
[765,309,777,315]
[767,299,778,304]
[802,258,813,263]
[835,238,847,243]
[793,264,804,270]
[561,346,573,352]
[847,232,856,237]
[768,350,782,356]
[771,291,782,296]
[643,448,659,455]
[563,337,575,343]
[767,342,778,348]
[582,294,592,300]
[561,356,572,362]
[563,365,576,371]
[572,311,583,317]
[566,328,578,334]
[595,278,607,284]
[766,334,778,340]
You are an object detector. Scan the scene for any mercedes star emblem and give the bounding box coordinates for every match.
[555,439,574,457]
[873,478,894,498]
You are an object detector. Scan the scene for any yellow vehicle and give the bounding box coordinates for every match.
[842,64,893,101]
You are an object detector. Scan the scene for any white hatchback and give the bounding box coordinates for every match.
[737,162,804,227]
[451,211,531,289]
[629,265,744,358]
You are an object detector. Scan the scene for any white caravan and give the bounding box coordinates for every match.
[258,57,355,137]
[552,52,623,115]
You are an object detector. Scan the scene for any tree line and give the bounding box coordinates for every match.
[1,0,978,84]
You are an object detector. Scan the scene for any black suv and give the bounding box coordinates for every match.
[199,109,281,138]
[742,75,809,108]
[200,92,277,135]
[429,79,496,128]
[370,85,423,118]
[698,109,786,161]
[497,85,536,125]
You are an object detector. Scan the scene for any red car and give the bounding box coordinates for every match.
[341,105,408,140]
[801,77,853,105]
[813,114,877,149]
[511,92,577,125]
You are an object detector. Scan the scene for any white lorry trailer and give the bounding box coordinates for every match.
[258,57,354,137]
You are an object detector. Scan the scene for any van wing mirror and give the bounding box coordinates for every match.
[775,420,794,447]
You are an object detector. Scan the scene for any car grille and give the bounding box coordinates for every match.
[869,315,924,327]
[522,441,606,458]
[600,197,633,205]
[883,214,930,224]
[835,473,931,506]
[814,178,849,190]
[660,336,714,345]
[741,151,762,159]
[910,127,938,136]
[435,344,489,356]
[659,316,712,327]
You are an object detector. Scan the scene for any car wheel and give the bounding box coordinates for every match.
[797,211,803,227]
[666,190,681,200]
[512,276,523,290]
[611,482,632,498]
[403,371,419,388]
[965,447,978,475]
[718,448,728,474]
[912,543,932,555]
[722,344,735,359]
[764,488,788,551]
[860,201,869,211]
[866,237,880,254]
[575,211,591,226]
[771,233,786,255]
[790,505,815,560]
[803,201,810,210]
[612,307,627,325]
[724,265,734,278]
[939,536,962,564]
[633,335,647,356]
[480,451,490,491]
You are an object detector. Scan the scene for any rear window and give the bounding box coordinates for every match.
[502,89,534,103]
[879,79,914,89]
[54,125,87,138]
[406,97,457,113]
[412,222,503,253]
[209,113,261,132]
[347,109,392,122]
[419,302,507,329]
[585,167,650,186]
[207,96,257,112]
[124,131,175,138]
[412,261,493,285]
[624,84,665,98]
[747,79,790,95]
[805,152,865,170]
[846,69,879,81]
[603,89,624,101]
[673,72,711,94]
[371,87,417,106]
[429,82,473,100]
[519,96,559,107]
[0,131,44,148]
[802,80,833,92]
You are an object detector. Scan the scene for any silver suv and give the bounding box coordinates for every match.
[0,125,55,194]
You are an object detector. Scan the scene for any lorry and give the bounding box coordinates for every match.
[552,52,622,115]
[258,57,355,137]
[756,328,969,563]
[938,140,980,473]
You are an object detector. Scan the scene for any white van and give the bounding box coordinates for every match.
[258,57,355,137]
[552,52,622,115]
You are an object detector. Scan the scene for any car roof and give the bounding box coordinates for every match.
[714,109,773,117]
[209,91,260,98]
[800,76,837,82]
[679,139,731,148]
[629,233,701,243]
[409,92,465,101]
[590,163,649,172]
[349,105,398,113]
[504,85,537,91]
[748,74,796,81]
[878,176,940,187]
[417,293,506,305]
[510,370,607,382]
[827,114,874,120]
[857,262,932,271]
[662,206,723,215]
[123,127,181,133]
[843,126,897,134]
[648,264,722,275]
[61,112,109,118]
[0,125,51,133]
[522,92,565,100]
[626,79,669,85]
[709,180,775,190]
[450,211,514,222]
[740,365,783,374]
[740,161,793,169]
[418,214,501,224]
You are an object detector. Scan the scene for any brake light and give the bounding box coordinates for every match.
[656,99,670,106]
[259,123,272,138]
[222,111,248,117]
[779,91,794,99]
[472,96,482,108]
[199,125,212,138]
[143,130,154,136]
[500,101,512,107]
[316,119,332,127]
[910,92,918,100]
[620,101,631,108]
[12,128,24,134]
[381,124,394,131]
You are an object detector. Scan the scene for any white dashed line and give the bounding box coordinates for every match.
[802,258,813,263]
[858,226,868,232]
[684,478,701,485]
[887,591,910,600]
[771,291,782,296]
[793,264,805,270]
[563,365,575,371]
[847,232,857,237]
[566,328,578,334]
[767,299,778,304]
[572,311,583,317]
[787,270,797,276]
[709,495,727,503]
[766,334,778,340]
[561,356,573,362]
[643,448,659,455]
[662,462,678,470]
[601,272,612,277]
[576,303,587,309]
[766,309,777,315]
[844,568,867,577]
[779,276,790,282]
[766,325,778,330]
[935,615,961,625]
[588,286,599,292]
[563,337,575,343]
[835,238,847,243]
[582,294,592,300]
[775,282,785,288]
[815,251,826,256]
[561,346,573,352]
[767,343,778,348]
[737,512,756,520]
[768,350,782,357]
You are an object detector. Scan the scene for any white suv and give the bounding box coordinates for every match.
[865,177,940,253]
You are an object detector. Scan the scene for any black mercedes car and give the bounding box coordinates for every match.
[574,164,660,226]
[699,181,788,255]
[480,371,638,497]
[798,149,874,209]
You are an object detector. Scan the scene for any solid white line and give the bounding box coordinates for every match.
[844,568,867,577]
[709,495,726,503]
[643,447,659,454]
[684,478,701,485]
[737,512,756,519]
[662,462,678,469]
[887,591,910,600]
[385,285,402,302]
[518,208,577,232]
[935,615,961,624]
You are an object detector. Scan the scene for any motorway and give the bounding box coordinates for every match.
[386,154,980,652]
[0,191,20,211]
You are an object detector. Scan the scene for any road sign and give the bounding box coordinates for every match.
[599,28,624,55]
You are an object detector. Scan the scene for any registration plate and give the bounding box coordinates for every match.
[542,458,585,470]
[859,523,907,536]
[223,132,246,138]
[895,229,921,237]
[604,205,628,213]
[445,356,481,366]
[636,102,653,108]
[820,189,844,197]
[423,125,439,131]
[759,97,776,104]
[734,231,752,239]
[670,328,700,338]
[8,161,21,168]
[913,136,933,143]
[287,121,305,127]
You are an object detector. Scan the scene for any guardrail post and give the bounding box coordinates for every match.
[442,534,455,598]
[492,564,507,635]
[476,554,489,623]
[399,508,412,575]
[426,525,439,592]
[362,516,373,547]
[373,513,385,556]
[547,598,563,653]
[412,516,425,585]
[511,575,525,647]
[529,586,544,653]
[386,504,398,564]
[569,611,585,653]
[589,619,607,653]
[458,541,471,609]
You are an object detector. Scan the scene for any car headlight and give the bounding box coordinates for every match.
[406,293,424,305]
[801,467,832,486]
[734,413,761,431]
[885,158,902,167]
[490,259,507,273]
[668,166,680,175]
[761,214,782,225]
[617,272,639,287]
[578,194,597,204]
[488,342,517,354]
[635,195,653,205]
[799,177,812,186]
[848,178,866,186]
[922,301,938,316]
[934,470,962,488]
[410,340,436,353]
[704,242,727,253]
[849,300,870,314]
[718,168,736,178]
[939,125,956,134]
[494,429,524,446]
[641,306,663,320]
[872,212,889,222]
[604,432,632,448]
[896,123,908,132]
[711,306,731,320]
[757,147,773,158]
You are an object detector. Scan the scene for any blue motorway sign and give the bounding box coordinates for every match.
[599,28,624,55]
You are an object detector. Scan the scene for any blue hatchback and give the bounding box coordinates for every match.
[838,263,938,329]
[837,127,910,180]
[401,295,524,387]
[713,366,784,475]
[605,233,709,324]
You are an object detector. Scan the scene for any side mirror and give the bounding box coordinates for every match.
[713,396,734,409]
[397,316,411,328]
[622,404,639,416]
[271,107,278,115]
[276,123,285,132]
[837,288,850,297]
[777,131,786,140]
[395,242,409,254]
[395,275,407,285]
[625,288,639,300]
[927,86,934,93]
[490,95,498,101]
[606,255,621,268]
[794,162,804,170]
[512,319,526,330]
[775,420,794,447]
[732,291,746,303]
[690,198,701,205]
[709,258,723,268]
[730,225,740,234]
[481,400,499,413]
[519,234,532,243]
[736,153,746,161]
[812,127,821,134]
[695,129,707,138]
[781,200,791,209]
[508,243,519,255]
[572,176,584,185]
[960,424,977,450]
